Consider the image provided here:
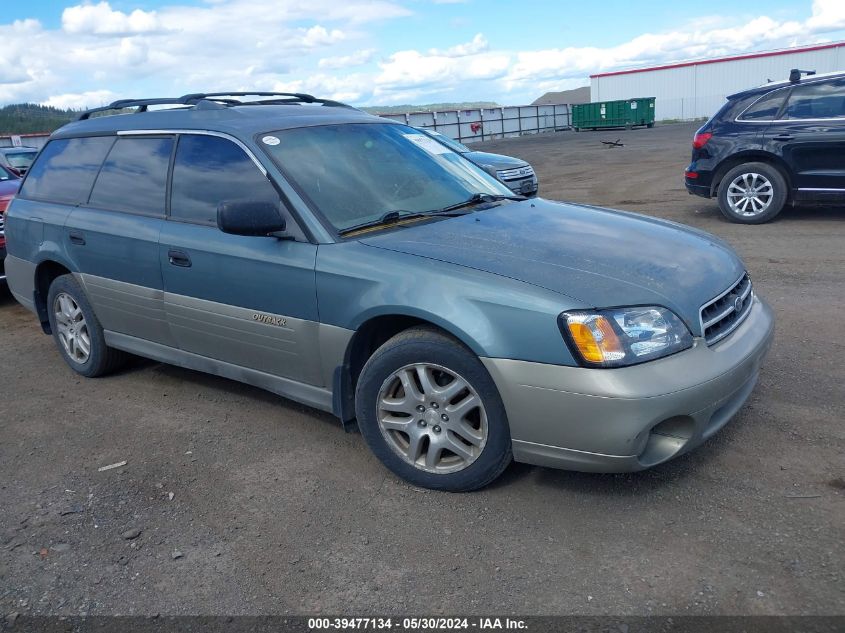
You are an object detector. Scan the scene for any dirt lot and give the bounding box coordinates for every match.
[1,122,842,617]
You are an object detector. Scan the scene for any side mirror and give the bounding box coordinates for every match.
[217,200,286,236]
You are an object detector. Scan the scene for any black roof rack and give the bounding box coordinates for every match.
[76,98,186,120]
[76,92,352,121]
[789,68,816,83]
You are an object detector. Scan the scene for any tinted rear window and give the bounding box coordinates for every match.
[739,90,787,121]
[88,136,173,215]
[170,134,278,225]
[5,151,37,169]
[19,137,114,205]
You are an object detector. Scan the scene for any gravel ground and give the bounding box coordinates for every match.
[0,122,842,617]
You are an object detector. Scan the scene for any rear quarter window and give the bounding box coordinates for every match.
[738,89,788,121]
[19,136,114,205]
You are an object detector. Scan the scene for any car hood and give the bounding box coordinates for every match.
[360,199,745,334]
[463,151,527,170]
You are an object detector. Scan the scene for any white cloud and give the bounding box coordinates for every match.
[807,0,845,30]
[428,33,488,57]
[43,89,117,110]
[299,25,346,48]
[504,0,845,91]
[373,34,507,98]
[62,2,164,36]
[271,73,370,103]
[318,48,378,69]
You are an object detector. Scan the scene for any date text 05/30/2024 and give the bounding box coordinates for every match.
[308,618,528,630]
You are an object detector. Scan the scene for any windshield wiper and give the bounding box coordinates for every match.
[338,194,525,236]
[338,209,453,236]
[435,192,526,214]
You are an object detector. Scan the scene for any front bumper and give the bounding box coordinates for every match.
[482,295,774,472]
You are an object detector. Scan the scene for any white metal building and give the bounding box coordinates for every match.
[591,41,845,121]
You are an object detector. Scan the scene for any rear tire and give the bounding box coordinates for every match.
[47,274,126,377]
[717,162,787,224]
[355,327,512,492]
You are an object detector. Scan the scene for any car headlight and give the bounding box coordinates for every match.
[559,306,693,368]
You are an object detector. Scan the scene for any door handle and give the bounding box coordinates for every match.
[772,134,794,142]
[69,230,86,246]
[168,249,192,268]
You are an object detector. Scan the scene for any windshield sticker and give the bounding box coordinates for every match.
[402,133,451,155]
[262,135,281,146]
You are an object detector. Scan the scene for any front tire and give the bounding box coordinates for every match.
[355,327,512,492]
[47,274,126,377]
[717,162,787,224]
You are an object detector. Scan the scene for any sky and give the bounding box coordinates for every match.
[1,0,844,109]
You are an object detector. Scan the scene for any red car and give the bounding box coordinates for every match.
[0,164,21,283]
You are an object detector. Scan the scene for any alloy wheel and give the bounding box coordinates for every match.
[726,172,774,217]
[53,292,91,364]
[376,363,488,474]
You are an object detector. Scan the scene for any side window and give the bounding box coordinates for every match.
[739,90,787,121]
[170,135,278,225]
[782,80,845,120]
[88,136,173,215]
[19,136,114,205]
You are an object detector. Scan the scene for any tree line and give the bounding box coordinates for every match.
[0,104,77,135]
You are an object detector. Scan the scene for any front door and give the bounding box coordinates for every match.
[159,133,322,385]
[763,78,845,193]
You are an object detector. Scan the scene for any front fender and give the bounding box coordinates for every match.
[316,241,584,366]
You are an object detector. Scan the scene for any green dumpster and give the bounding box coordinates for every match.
[572,97,655,131]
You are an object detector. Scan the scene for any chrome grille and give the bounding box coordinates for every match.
[496,165,535,181]
[700,273,753,345]
[0,211,5,237]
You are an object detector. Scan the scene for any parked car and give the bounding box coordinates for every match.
[416,127,538,196]
[5,92,773,491]
[0,165,22,283]
[685,69,845,224]
[0,146,39,176]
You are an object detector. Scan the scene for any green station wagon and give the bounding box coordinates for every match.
[4,93,774,491]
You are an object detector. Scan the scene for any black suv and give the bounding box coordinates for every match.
[685,69,845,224]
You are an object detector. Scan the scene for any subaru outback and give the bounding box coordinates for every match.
[5,92,774,491]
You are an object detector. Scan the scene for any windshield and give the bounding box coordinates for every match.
[259,123,513,232]
[5,151,37,169]
[419,128,471,153]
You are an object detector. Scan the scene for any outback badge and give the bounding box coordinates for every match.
[252,313,287,327]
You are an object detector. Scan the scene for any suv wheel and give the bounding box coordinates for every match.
[717,162,787,224]
[47,274,126,377]
[355,327,512,492]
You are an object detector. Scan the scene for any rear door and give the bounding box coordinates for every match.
[762,78,845,193]
[159,133,322,385]
[66,134,177,346]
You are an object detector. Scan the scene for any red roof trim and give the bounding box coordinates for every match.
[0,132,51,138]
[590,41,845,79]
